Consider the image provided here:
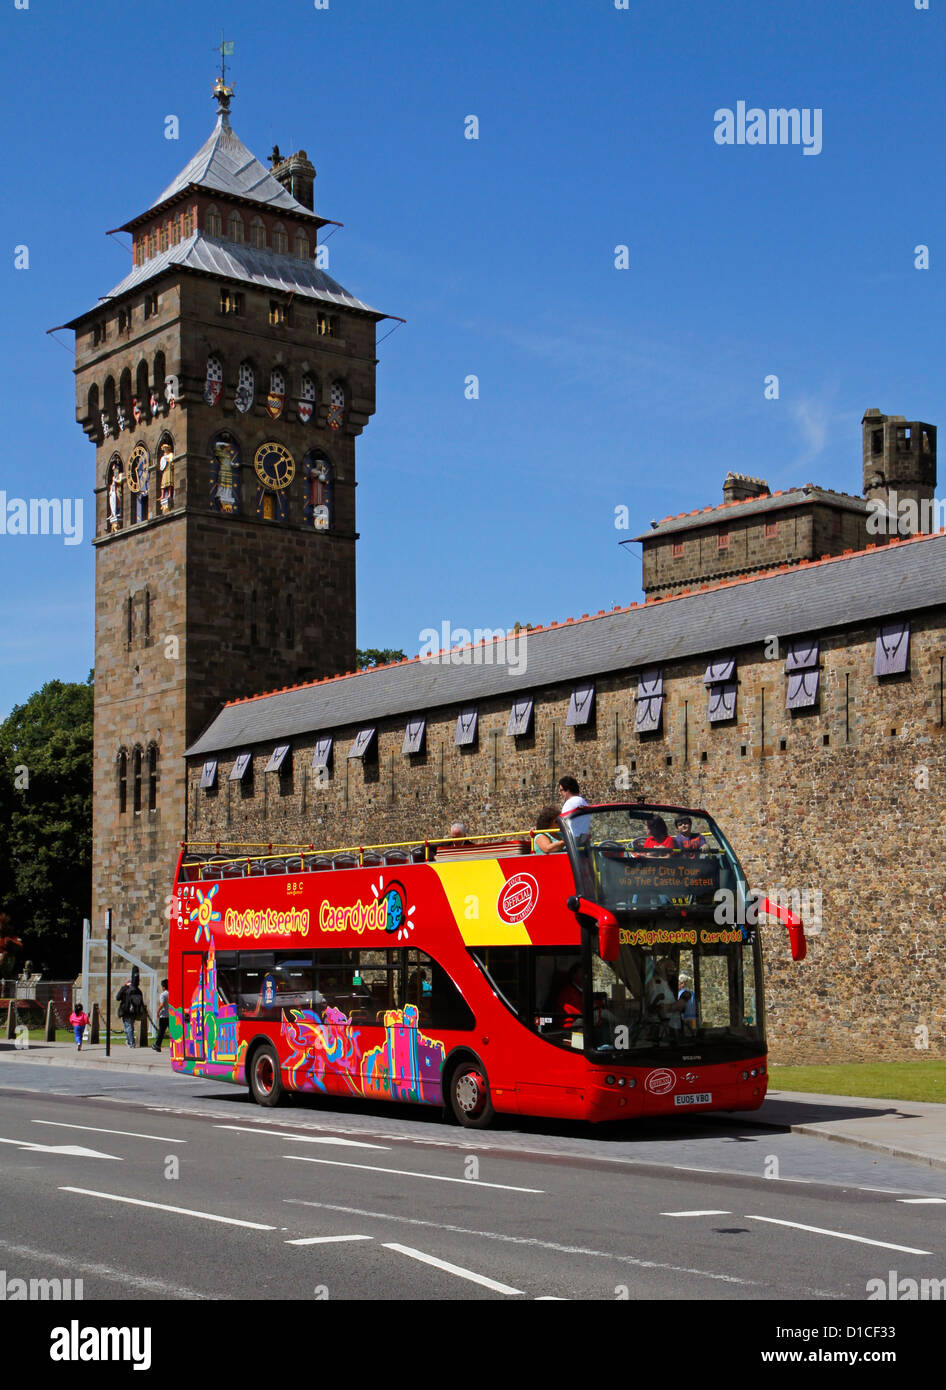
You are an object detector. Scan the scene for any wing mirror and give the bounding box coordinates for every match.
[566,895,620,962]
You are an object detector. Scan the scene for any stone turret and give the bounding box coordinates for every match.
[862,408,937,534]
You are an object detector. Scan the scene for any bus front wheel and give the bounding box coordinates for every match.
[448,1060,495,1128]
[249,1042,283,1107]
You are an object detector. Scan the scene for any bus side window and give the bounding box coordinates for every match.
[411,949,474,1031]
[216,952,239,1007]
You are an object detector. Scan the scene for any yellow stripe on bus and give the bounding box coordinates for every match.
[431,861,533,945]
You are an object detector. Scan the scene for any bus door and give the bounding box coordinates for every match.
[181,952,206,1061]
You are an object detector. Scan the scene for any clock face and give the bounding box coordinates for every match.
[254,441,295,491]
[127,445,150,493]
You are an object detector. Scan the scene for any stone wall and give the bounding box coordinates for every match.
[185,610,946,1066]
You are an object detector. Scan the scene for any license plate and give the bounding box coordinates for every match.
[674,1092,712,1106]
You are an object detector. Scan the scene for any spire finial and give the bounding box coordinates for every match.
[213,32,234,115]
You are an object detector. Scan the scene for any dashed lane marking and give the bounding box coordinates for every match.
[60,1187,276,1230]
[383,1242,524,1296]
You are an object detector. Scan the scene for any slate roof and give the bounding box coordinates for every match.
[70,231,384,322]
[632,486,868,542]
[185,531,946,758]
[130,112,316,224]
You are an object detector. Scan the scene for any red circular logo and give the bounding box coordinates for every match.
[644,1068,676,1096]
[497,873,539,924]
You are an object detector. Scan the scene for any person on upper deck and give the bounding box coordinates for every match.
[673,816,706,851]
[641,815,674,849]
[533,806,566,854]
[556,776,588,815]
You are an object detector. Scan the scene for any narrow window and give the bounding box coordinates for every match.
[205,207,221,236]
[148,744,158,812]
[133,747,142,814]
[183,209,194,237]
[118,751,127,814]
[717,530,730,551]
[764,521,777,539]
[229,212,244,243]
[672,540,684,558]
[144,587,151,643]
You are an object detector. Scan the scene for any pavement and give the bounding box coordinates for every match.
[3,1038,945,1171]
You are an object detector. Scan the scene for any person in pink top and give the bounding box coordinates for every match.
[69,1003,89,1051]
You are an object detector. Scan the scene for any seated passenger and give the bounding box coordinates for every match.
[673,816,706,851]
[640,815,674,849]
[533,805,566,854]
[678,971,698,1032]
[555,963,583,1028]
[646,957,685,1029]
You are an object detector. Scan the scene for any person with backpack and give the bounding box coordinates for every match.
[116,969,144,1047]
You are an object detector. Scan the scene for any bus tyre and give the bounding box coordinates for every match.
[249,1042,283,1107]
[448,1059,494,1129]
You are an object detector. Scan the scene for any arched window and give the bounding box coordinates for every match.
[152,351,166,415]
[106,456,124,533]
[133,747,142,814]
[250,217,266,249]
[118,369,133,433]
[134,241,145,267]
[302,452,333,530]
[183,208,194,238]
[148,744,158,812]
[159,224,169,253]
[228,212,244,243]
[272,224,288,254]
[102,377,116,438]
[147,231,156,259]
[169,216,180,246]
[135,360,149,423]
[294,230,309,259]
[118,749,127,814]
[205,205,222,236]
[87,383,99,437]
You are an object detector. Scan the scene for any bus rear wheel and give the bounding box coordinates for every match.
[449,1060,495,1128]
[249,1042,283,1107]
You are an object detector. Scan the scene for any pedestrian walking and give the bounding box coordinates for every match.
[69,1002,89,1051]
[152,979,169,1052]
[116,967,145,1048]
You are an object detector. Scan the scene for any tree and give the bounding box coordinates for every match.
[0,678,93,977]
[356,648,406,669]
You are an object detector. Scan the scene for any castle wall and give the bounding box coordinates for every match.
[185,611,946,1066]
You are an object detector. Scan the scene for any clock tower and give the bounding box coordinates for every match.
[67,77,389,973]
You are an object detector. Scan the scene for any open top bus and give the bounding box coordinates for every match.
[167,802,805,1127]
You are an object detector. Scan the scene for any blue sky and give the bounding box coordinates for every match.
[0,0,943,716]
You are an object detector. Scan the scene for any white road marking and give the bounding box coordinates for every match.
[745,1215,932,1255]
[897,1197,946,1204]
[0,1136,120,1160]
[32,1120,185,1144]
[216,1124,388,1149]
[60,1187,276,1230]
[284,1155,544,1193]
[661,1210,732,1217]
[0,1238,211,1300]
[286,1199,755,1286]
[383,1242,524,1296]
[286,1234,373,1245]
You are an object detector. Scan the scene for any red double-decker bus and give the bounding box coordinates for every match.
[167,802,805,1127]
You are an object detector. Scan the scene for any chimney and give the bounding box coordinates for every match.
[270,148,316,211]
[723,472,770,505]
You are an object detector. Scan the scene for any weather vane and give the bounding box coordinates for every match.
[213,31,234,112]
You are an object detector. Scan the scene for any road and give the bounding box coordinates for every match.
[1,1058,944,1326]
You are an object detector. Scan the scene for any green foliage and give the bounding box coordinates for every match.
[356,647,406,669]
[0,678,93,976]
